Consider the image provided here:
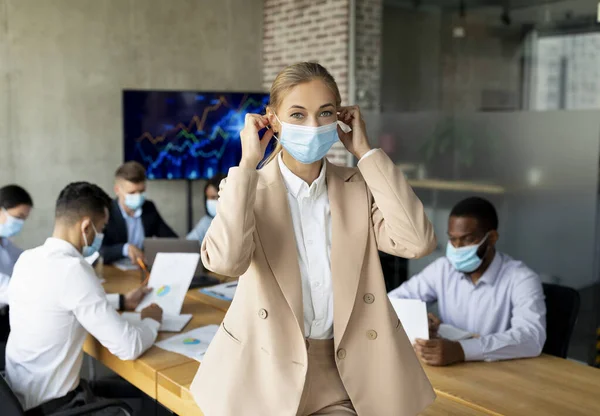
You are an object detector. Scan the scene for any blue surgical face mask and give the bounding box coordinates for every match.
[446,233,489,273]
[206,199,218,218]
[0,208,25,238]
[274,114,339,165]
[124,192,145,211]
[82,223,104,257]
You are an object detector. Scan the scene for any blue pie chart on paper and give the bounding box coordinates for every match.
[156,285,171,297]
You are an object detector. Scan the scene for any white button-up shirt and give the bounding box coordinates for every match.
[6,238,159,410]
[278,153,334,339]
[277,150,378,340]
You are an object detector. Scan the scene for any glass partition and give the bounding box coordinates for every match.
[369,0,600,363]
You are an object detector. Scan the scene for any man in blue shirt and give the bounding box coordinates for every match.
[100,162,177,265]
[389,197,546,366]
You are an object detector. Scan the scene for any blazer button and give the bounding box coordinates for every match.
[366,330,378,340]
[337,348,347,360]
[258,309,268,319]
[363,293,375,304]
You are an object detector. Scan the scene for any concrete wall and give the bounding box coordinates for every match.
[0,0,264,248]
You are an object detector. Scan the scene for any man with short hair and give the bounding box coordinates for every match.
[101,161,177,265]
[6,182,163,413]
[389,197,546,366]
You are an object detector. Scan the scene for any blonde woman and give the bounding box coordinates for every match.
[191,62,436,416]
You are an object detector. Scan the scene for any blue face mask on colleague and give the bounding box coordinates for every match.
[124,192,145,211]
[82,223,104,257]
[0,208,25,238]
[206,199,218,218]
[274,114,339,165]
[446,233,489,273]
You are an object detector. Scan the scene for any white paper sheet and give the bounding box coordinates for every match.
[120,312,193,332]
[438,323,473,341]
[199,281,237,301]
[113,258,139,271]
[135,252,199,316]
[155,325,219,362]
[388,297,429,344]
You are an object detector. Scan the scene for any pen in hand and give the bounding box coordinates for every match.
[137,258,151,286]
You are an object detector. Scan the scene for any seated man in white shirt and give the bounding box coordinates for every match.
[6,181,163,414]
[389,197,546,366]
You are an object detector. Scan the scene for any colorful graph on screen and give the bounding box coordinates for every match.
[123,91,270,180]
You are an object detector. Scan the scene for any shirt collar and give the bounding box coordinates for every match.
[277,152,327,200]
[473,251,502,286]
[118,201,142,219]
[44,237,81,257]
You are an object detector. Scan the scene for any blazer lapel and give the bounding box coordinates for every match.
[111,199,128,242]
[254,161,305,336]
[327,161,369,348]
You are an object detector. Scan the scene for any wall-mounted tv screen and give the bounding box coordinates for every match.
[123,90,270,180]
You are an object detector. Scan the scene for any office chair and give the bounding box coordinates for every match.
[0,373,133,416]
[542,283,580,359]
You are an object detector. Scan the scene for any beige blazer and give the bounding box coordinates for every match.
[191,149,437,416]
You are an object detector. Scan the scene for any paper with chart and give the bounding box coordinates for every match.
[438,323,472,341]
[135,252,200,316]
[120,312,193,332]
[199,281,238,301]
[155,325,219,362]
[388,297,429,344]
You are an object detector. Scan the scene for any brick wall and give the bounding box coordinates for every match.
[355,0,382,111]
[263,0,350,165]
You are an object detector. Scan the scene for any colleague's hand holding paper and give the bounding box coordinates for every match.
[428,313,441,338]
[124,285,152,310]
[141,304,163,324]
[414,338,466,366]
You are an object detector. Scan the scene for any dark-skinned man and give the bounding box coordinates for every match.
[389,197,546,366]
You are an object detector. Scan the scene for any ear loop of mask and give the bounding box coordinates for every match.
[270,113,282,143]
[256,115,280,169]
[82,222,97,247]
[82,224,89,248]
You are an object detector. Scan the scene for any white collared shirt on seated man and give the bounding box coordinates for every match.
[5,237,159,410]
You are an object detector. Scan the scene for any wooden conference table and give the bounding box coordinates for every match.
[84,267,600,415]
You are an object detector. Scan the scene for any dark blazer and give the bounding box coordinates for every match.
[101,199,178,264]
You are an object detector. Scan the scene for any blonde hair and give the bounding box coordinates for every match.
[262,62,342,166]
